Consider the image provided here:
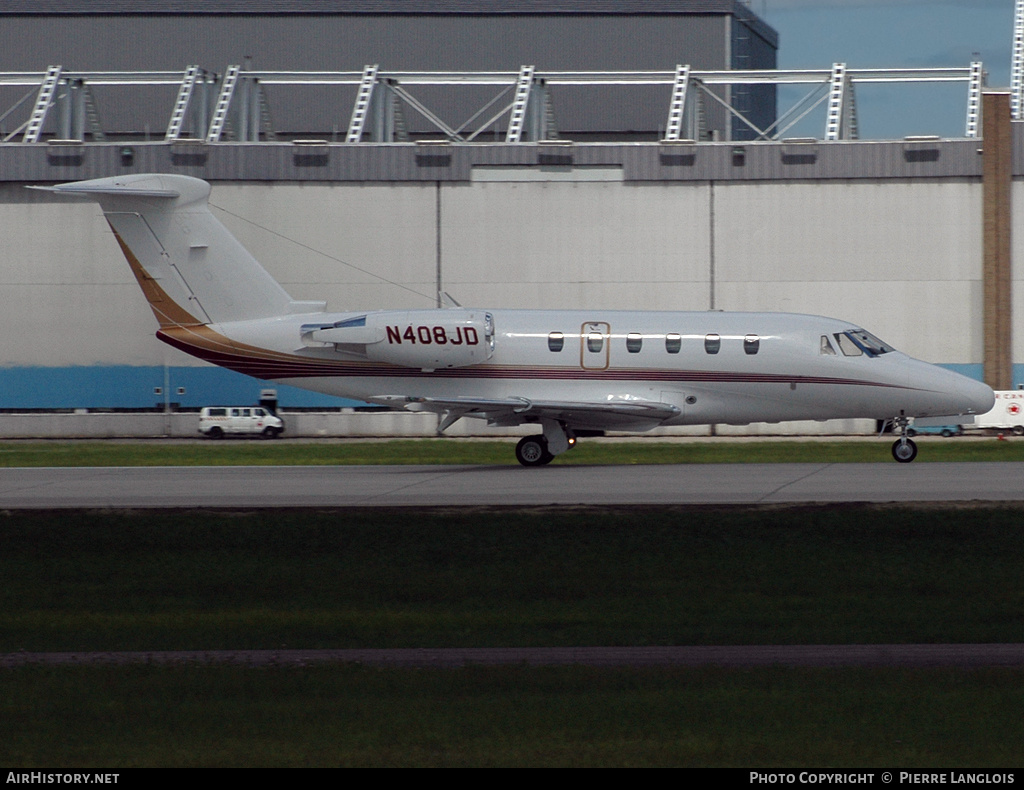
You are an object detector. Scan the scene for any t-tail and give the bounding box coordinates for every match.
[35,174,312,328]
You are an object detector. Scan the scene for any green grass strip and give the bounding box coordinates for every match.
[2,664,1022,767]
[3,506,1023,651]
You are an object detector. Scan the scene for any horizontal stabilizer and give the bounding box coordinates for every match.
[30,183,180,199]
[29,174,297,327]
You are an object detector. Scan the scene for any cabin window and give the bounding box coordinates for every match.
[626,333,643,353]
[548,332,564,352]
[820,335,837,355]
[744,334,760,355]
[665,333,682,354]
[704,334,721,354]
[208,408,226,417]
[587,333,604,353]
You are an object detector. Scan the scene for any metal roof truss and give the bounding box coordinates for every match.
[0,63,987,144]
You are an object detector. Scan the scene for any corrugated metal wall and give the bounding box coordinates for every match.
[0,14,745,139]
[0,140,985,185]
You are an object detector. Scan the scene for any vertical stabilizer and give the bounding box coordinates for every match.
[37,174,296,327]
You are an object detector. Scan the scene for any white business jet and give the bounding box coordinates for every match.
[37,174,993,465]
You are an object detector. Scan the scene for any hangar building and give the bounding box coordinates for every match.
[0,1,1019,437]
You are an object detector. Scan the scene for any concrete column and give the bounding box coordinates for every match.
[982,91,1013,390]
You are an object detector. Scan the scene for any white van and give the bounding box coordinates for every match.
[969,390,1024,436]
[199,406,284,439]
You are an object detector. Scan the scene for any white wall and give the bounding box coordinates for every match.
[2,174,987,375]
[713,179,983,363]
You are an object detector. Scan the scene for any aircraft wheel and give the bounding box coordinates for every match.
[891,438,918,463]
[207,427,224,440]
[516,435,554,467]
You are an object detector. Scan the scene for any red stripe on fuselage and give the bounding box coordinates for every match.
[156,329,909,390]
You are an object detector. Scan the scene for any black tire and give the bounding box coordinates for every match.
[261,426,279,439]
[907,428,918,437]
[515,435,554,467]
[892,438,918,463]
[941,429,953,438]
[1012,426,1024,437]
[207,426,224,440]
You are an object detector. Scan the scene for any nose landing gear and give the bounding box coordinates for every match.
[891,414,918,463]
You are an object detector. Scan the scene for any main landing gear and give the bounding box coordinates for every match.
[515,435,555,467]
[890,414,918,463]
[515,419,577,467]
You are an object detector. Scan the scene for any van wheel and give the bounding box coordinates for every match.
[207,427,223,440]
[262,426,280,439]
[1013,426,1024,437]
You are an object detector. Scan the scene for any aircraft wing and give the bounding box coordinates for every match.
[371,395,681,433]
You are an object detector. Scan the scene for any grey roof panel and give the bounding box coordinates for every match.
[1,1,755,14]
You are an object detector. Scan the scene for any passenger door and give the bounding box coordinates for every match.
[580,321,610,370]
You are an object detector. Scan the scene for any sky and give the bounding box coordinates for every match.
[752,0,1015,139]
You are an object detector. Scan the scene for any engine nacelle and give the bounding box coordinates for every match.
[302,310,495,370]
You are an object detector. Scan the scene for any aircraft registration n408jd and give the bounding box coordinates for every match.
[38,174,994,465]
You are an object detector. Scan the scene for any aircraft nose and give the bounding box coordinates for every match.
[957,375,995,415]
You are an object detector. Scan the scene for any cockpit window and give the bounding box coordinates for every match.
[820,335,837,355]
[834,329,894,358]
[834,333,862,356]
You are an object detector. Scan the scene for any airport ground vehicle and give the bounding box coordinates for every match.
[968,390,1024,435]
[199,406,284,439]
[906,424,962,437]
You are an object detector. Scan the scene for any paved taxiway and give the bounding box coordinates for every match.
[2,461,1024,508]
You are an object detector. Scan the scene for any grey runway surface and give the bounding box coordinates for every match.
[2,461,1024,508]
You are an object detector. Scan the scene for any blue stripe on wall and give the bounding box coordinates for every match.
[0,366,364,409]
[0,364,1016,410]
